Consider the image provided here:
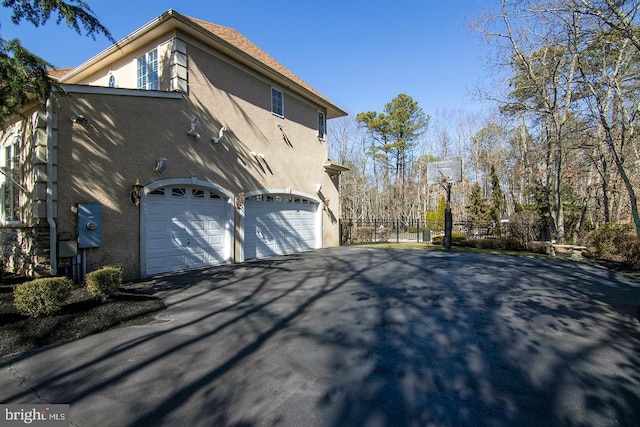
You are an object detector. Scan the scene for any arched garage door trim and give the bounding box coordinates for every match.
[140,177,234,277]
[240,188,322,261]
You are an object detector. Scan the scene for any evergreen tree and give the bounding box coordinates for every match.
[356,93,429,184]
[489,164,503,223]
[426,196,446,230]
[1,1,113,122]
[467,182,492,225]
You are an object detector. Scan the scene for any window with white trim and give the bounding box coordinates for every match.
[137,48,159,90]
[271,87,284,117]
[0,136,22,224]
[318,111,326,140]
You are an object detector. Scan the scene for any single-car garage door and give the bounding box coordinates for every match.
[244,194,318,260]
[143,186,228,276]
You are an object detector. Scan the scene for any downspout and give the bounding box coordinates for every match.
[46,99,57,276]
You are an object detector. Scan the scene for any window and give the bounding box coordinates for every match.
[318,111,326,140]
[137,48,159,90]
[171,188,186,197]
[271,88,284,117]
[0,137,21,224]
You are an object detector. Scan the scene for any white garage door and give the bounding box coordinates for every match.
[245,194,318,260]
[143,186,227,275]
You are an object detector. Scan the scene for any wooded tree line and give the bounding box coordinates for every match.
[330,0,640,242]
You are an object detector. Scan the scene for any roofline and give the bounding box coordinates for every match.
[59,9,347,119]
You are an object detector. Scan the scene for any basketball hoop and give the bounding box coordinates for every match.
[427,160,463,250]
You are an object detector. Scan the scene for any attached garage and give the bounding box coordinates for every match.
[140,179,233,276]
[244,192,321,260]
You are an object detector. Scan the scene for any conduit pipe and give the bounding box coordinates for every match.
[46,99,57,276]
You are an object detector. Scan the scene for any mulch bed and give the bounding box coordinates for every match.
[0,276,165,358]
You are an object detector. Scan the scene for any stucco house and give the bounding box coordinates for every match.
[0,9,348,280]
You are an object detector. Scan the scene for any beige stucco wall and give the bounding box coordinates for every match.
[51,36,340,280]
[79,33,176,90]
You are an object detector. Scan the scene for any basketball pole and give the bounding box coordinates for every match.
[444,181,452,249]
[428,159,461,250]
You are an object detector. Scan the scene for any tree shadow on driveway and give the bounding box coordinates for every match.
[312,249,640,427]
[1,248,639,426]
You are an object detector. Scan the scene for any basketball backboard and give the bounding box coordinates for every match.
[427,160,462,184]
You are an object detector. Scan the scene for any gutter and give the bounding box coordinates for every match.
[46,99,57,276]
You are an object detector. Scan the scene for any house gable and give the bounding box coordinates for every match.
[56,9,346,119]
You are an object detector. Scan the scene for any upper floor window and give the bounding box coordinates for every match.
[318,111,326,140]
[0,137,22,224]
[137,48,159,90]
[271,87,284,117]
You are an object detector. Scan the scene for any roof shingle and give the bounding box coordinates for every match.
[185,16,327,103]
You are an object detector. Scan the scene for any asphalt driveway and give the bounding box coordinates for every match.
[1,247,639,426]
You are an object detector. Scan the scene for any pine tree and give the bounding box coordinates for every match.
[489,165,503,223]
[467,182,492,225]
[1,1,113,122]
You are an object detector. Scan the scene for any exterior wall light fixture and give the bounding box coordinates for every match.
[130,179,143,206]
[235,192,245,210]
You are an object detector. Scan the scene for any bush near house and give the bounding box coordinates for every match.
[86,265,123,300]
[13,277,74,318]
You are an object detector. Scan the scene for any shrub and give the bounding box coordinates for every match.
[588,222,634,259]
[431,235,444,245]
[353,227,374,243]
[501,237,525,251]
[613,235,640,269]
[431,232,465,246]
[460,237,525,251]
[14,277,74,317]
[86,265,122,300]
[377,226,392,242]
[352,226,392,243]
[468,239,501,250]
[527,241,549,255]
[509,210,542,244]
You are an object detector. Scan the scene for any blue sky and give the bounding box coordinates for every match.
[2,0,494,117]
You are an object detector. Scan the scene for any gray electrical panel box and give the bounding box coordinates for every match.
[77,203,103,249]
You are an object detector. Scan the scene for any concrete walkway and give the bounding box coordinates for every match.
[1,247,639,426]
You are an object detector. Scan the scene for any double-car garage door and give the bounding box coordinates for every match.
[142,186,319,276]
